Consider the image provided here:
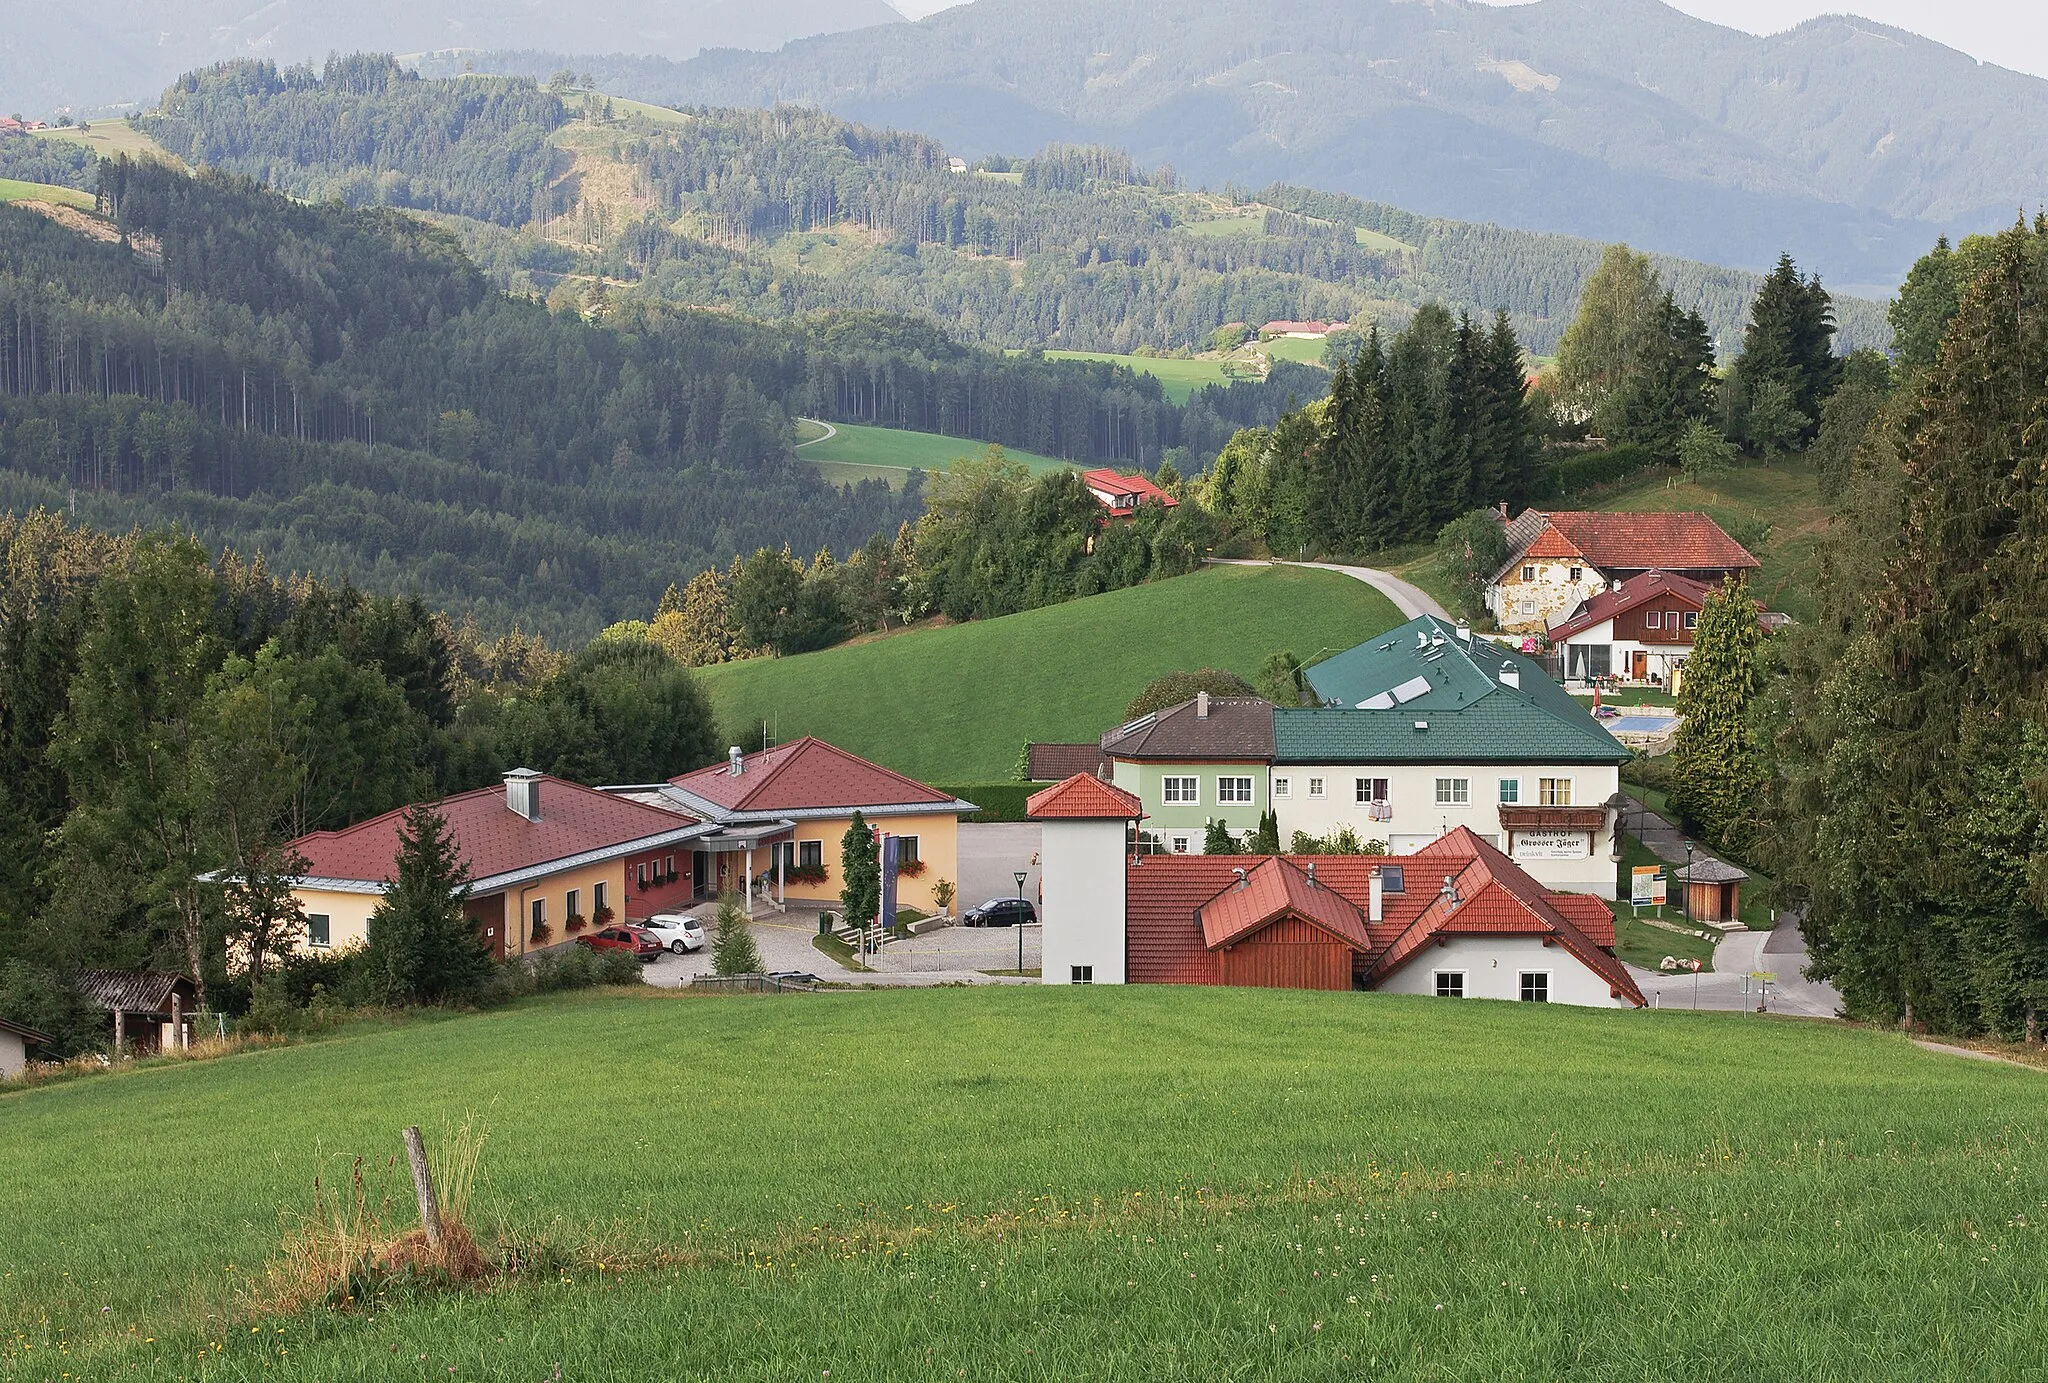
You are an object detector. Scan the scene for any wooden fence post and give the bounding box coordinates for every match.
[401,1125,444,1249]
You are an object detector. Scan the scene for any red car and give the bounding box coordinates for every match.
[577,925,664,961]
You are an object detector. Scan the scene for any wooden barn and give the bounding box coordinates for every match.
[77,970,199,1054]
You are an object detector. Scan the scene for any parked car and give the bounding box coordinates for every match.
[639,914,707,955]
[577,925,664,961]
[768,971,820,987]
[963,897,1036,927]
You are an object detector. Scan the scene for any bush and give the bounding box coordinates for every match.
[1125,668,1257,719]
[1534,445,1664,501]
[711,893,765,975]
[935,782,1035,823]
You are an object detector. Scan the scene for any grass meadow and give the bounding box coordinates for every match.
[1587,459,1827,620]
[31,121,183,166]
[1040,351,1238,403]
[794,422,1070,488]
[2,985,2043,1380]
[0,178,94,208]
[694,564,1400,781]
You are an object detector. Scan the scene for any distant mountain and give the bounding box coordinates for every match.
[0,0,901,121]
[465,0,2048,291]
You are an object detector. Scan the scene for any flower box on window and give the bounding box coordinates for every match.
[592,905,615,927]
[565,913,588,933]
[896,857,928,878]
[530,922,553,943]
[786,863,829,886]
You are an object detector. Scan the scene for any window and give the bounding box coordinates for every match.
[565,888,580,921]
[1567,642,1612,679]
[799,839,823,870]
[1569,565,1584,582]
[1644,610,1662,630]
[897,835,920,864]
[1163,776,1199,805]
[1683,611,1700,631]
[1307,777,1326,799]
[636,862,648,889]
[1539,777,1574,807]
[1435,971,1465,998]
[1355,777,1389,805]
[775,841,796,874]
[1273,777,1292,799]
[530,898,547,940]
[1521,565,1535,582]
[665,855,676,882]
[1218,776,1254,805]
[1435,777,1470,806]
[1171,834,1191,854]
[307,913,331,948]
[1498,778,1521,805]
[1520,972,1550,1003]
[593,881,607,915]
[1071,965,1094,984]
[1380,866,1405,893]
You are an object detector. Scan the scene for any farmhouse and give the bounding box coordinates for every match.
[1547,570,1712,686]
[1029,776,1643,1007]
[1488,510,1759,632]
[286,771,714,959]
[0,1015,48,1079]
[1082,468,1178,518]
[619,737,975,917]
[1259,320,1348,337]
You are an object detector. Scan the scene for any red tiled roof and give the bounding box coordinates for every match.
[1542,512,1761,574]
[670,737,955,814]
[1027,743,1110,782]
[292,776,695,886]
[1081,469,1179,511]
[1523,527,1585,560]
[1549,570,1715,641]
[1197,858,1373,951]
[1126,830,1642,1004]
[1027,774,1144,820]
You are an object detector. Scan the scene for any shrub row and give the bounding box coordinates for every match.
[936,781,1039,823]
[1534,445,1665,501]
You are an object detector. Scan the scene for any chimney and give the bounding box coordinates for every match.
[1368,865,1384,923]
[1196,691,1210,719]
[504,768,542,822]
[1455,620,1470,642]
[728,746,744,776]
[1499,662,1521,690]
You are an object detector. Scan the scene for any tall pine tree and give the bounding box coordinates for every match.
[1670,578,1766,855]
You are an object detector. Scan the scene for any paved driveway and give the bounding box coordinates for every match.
[957,822,1041,918]
[1628,911,1842,1018]
[1206,557,1450,620]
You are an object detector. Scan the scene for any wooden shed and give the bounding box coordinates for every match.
[0,1015,48,1079]
[1674,858,1749,926]
[77,970,199,1054]
[1198,859,1373,991]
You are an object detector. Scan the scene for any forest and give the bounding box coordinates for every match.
[132,59,1893,358]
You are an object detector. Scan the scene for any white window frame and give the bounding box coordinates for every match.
[1644,610,1661,630]
[1217,776,1254,805]
[1272,776,1291,799]
[1498,778,1520,805]
[1434,971,1465,998]
[1435,777,1470,806]
[1539,777,1574,807]
[1569,565,1584,582]
[799,839,823,870]
[1684,611,1700,631]
[1521,565,1536,582]
[530,897,547,938]
[1163,776,1200,805]
[1170,834,1192,854]
[1071,965,1094,984]
[566,888,580,921]
[1307,777,1326,799]
[1519,971,1551,1003]
[1355,777,1389,805]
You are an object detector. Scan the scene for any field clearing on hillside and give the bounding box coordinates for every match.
[2,985,2043,1380]
[0,178,93,208]
[793,421,1069,484]
[1263,334,1332,364]
[1041,350,1237,402]
[1180,211,1266,238]
[1355,225,1416,253]
[1589,460,1828,620]
[696,564,1399,780]
[33,121,182,166]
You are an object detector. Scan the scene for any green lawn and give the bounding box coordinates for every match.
[4,985,2044,1380]
[795,422,1070,487]
[696,564,1401,781]
[1588,459,1827,620]
[0,177,94,208]
[1609,831,1718,971]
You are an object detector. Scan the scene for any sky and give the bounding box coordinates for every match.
[886,0,2048,81]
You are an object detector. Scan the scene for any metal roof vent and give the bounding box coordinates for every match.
[1232,866,1248,890]
[728,746,744,776]
[1440,875,1462,905]
[1305,861,1318,888]
[503,768,542,822]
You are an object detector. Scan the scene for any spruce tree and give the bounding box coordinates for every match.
[1670,579,1765,855]
[367,803,489,1006]
[1203,818,1243,855]
[710,891,764,976]
[1730,253,1840,448]
[839,810,880,931]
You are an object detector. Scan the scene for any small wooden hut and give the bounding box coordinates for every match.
[1673,858,1749,926]
[77,970,199,1054]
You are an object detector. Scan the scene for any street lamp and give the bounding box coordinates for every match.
[1682,841,1694,925]
[1014,870,1029,976]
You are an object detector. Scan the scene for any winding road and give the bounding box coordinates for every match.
[1205,557,1451,620]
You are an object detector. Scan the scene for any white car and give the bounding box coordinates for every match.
[639,914,707,955]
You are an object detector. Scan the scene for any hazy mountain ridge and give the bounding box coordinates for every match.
[459,0,2047,290]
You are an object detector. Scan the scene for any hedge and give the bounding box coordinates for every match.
[1534,444,1665,501]
[935,782,1038,823]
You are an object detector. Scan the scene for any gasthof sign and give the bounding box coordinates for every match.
[1511,831,1591,860]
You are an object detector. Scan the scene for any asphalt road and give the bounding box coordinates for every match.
[1205,557,1451,620]
[956,822,1041,916]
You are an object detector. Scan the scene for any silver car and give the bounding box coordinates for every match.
[639,913,707,954]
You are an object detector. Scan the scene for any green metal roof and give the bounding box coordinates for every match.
[1284,616,1627,764]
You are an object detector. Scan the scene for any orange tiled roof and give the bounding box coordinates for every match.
[1197,858,1373,951]
[1027,773,1145,820]
[670,737,956,814]
[1542,512,1760,573]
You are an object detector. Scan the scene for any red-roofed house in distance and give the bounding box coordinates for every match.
[1082,468,1178,520]
[286,770,716,961]
[614,738,977,918]
[1030,775,1643,1006]
[1487,509,1760,632]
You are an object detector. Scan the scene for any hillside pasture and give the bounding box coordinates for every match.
[794,421,1070,487]
[695,563,1400,781]
[32,120,183,166]
[0,177,93,208]
[1041,349,1238,402]
[1,985,2043,1380]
